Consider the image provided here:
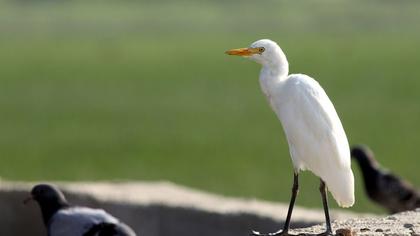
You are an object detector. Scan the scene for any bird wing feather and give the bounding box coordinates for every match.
[278,74,349,169]
[272,74,354,207]
[49,207,119,236]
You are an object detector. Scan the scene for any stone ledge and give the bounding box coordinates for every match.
[291,210,420,236]
[0,180,375,236]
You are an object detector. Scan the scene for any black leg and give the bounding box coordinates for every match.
[282,173,299,233]
[251,173,299,236]
[319,179,333,235]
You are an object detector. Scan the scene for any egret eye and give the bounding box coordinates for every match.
[259,47,265,53]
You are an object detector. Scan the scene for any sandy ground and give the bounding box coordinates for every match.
[284,209,420,236]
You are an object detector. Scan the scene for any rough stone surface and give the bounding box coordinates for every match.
[0,180,390,236]
[289,210,420,236]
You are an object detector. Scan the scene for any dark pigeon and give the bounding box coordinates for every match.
[351,145,420,213]
[25,184,137,236]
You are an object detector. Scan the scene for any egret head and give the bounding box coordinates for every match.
[226,39,289,76]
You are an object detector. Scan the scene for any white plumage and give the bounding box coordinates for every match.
[226,39,354,235]
[272,74,354,207]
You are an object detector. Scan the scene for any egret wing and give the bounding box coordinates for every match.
[275,74,354,207]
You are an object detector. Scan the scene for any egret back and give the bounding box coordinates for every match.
[266,74,355,208]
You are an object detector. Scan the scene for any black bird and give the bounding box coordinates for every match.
[24,184,137,236]
[351,145,420,213]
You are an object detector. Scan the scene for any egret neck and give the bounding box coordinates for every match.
[258,49,289,100]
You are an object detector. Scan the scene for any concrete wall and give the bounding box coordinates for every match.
[0,181,367,236]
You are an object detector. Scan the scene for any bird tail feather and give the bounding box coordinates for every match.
[323,168,355,208]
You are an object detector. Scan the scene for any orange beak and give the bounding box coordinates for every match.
[225,47,261,57]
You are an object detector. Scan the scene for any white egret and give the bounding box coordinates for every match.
[226,39,354,236]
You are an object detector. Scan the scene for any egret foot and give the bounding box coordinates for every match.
[251,230,293,236]
[251,174,299,236]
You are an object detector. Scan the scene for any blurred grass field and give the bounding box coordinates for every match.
[1,0,420,213]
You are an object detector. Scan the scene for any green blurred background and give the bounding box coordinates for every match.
[1,0,420,214]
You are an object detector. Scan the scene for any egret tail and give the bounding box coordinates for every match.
[322,167,355,208]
